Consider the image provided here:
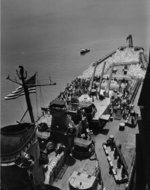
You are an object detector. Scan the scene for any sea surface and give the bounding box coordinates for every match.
[1,0,150,126]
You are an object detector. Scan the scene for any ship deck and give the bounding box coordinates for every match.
[37,64,141,190]
[54,81,141,190]
[94,84,141,190]
[48,82,141,190]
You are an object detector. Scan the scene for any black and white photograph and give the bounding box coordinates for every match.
[1,0,150,189]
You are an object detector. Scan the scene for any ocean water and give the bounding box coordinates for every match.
[1,0,150,126]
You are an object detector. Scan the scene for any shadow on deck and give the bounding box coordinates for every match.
[66,156,76,166]
[46,185,61,190]
[93,128,109,136]
[125,123,138,129]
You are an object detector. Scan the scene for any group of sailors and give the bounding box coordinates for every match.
[110,83,132,120]
[56,74,131,106]
[57,77,90,101]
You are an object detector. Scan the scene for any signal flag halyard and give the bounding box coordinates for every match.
[4,73,36,100]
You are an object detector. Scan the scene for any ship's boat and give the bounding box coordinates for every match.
[80,49,90,55]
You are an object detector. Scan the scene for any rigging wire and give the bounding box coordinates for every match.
[37,73,45,107]
[40,86,45,107]
[37,73,45,122]
[35,82,39,120]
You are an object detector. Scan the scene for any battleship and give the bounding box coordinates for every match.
[1,35,148,190]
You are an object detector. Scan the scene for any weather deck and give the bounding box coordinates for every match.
[46,82,141,190]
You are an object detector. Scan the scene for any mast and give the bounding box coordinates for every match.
[17,66,35,123]
[126,34,133,48]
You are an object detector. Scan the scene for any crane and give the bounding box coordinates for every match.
[126,35,133,48]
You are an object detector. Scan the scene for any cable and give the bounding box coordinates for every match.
[35,87,39,119]
[38,75,45,107]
